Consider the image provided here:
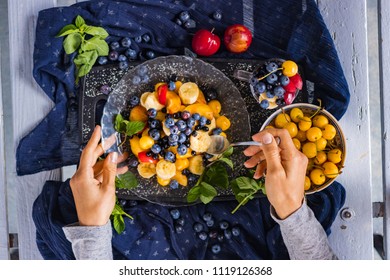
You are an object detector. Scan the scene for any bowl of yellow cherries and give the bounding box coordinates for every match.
[260,103,346,194]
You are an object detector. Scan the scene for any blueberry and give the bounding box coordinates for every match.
[149,119,160,129]
[184,127,193,136]
[273,86,285,97]
[223,229,232,240]
[213,10,222,21]
[231,226,241,237]
[169,180,179,189]
[169,134,179,143]
[202,212,213,222]
[201,126,209,132]
[206,218,215,227]
[137,65,148,76]
[217,234,224,242]
[175,18,183,26]
[186,117,196,128]
[184,19,196,29]
[151,144,162,154]
[169,141,178,147]
[209,230,218,239]
[176,120,187,131]
[165,151,176,162]
[179,11,190,22]
[128,157,139,168]
[250,77,259,85]
[119,199,127,207]
[147,108,157,118]
[170,209,180,219]
[98,56,108,65]
[260,99,269,109]
[266,62,279,73]
[142,34,151,43]
[165,118,175,128]
[110,41,120,50]
[178,133,187,144]
[266,91,275,98]
[108,50,119,61]
[192,113,201,121]
[146,50,155,59]
[175,225,183,234]
[176,217,185,226]
[149,129,161,141]
[188,174,198,183]
[168,81,176,91]
[219,221,229,230]
[198,231,208,241]
[195,125,202,131]
[199,116,207,126]
[266,73,278,84]
[118,54,127,62]
[211,244,221,254]
[177,144,187,156]
[132,75,141,85]
[279,75,290,86]
[129,95,140,106]
[119,61,129,70]
[134,36,142,43]
[125,48,137,59]
[205,89,217,101]
[181,110,191,120]
[193,222,204,233]
[121,37,132,48]
[170,125,179,135]
[254,82,266,93]
[212,128,222,135]
[99,84,111,95]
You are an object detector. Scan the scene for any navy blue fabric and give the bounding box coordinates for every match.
[33,179,345,260]
[17,0,349,175]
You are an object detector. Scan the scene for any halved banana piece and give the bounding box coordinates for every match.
[178,82,199,105]
[190,131,212,153]
[188,155,205,175]
[137,162,156,179]
[141,91,165,111]
[156,160,176,180]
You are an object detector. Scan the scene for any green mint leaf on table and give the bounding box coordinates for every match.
[63,32,82,54]
[217,157,233,169]
[126,121,145,136]
[199,182,217,204]
[84,26,109,38]
[111,203,133,234]
[56,24,78,37]
[187,186,201,203]
[222,146,234,158]
[230,176,265,214]
[75,15,85,28]
[115,171,138,190]
[81,36,109,56]
[203,162,229,189]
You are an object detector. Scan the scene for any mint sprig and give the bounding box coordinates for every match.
[186,148,234,204]
[56,15,109,81]
[230,176,266,214]
[111,202,134,235]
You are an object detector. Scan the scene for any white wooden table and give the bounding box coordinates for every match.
[0,0,381,259]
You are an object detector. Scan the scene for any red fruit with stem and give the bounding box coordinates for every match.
[192,29,221,56]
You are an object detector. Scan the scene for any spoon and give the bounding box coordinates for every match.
[206,135,263,155]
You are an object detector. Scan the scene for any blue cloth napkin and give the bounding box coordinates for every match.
[33,179,345,260]
[17,0,349,175]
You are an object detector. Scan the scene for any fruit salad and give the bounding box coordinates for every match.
[266,106,344,191]
[125,80,231,189]
[250,59,303,109]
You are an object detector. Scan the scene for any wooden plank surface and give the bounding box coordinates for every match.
[379,0,390,260]
[318,0,373,259]
[0,46,10,260]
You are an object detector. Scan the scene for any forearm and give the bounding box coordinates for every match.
[271,202,337,260]
[63,221,113,260]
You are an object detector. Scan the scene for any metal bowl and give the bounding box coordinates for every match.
[260,103,346,194]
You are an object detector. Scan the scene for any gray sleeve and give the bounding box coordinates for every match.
[271,202,338,260]
[63,221,113,260]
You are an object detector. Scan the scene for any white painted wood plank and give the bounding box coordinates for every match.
[8,0,61,260]
[0,46,10,260]
[378,0,390,260]
[318,0,373,259]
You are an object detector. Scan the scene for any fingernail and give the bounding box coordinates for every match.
[262,133,273,145]
[111,152,118,163]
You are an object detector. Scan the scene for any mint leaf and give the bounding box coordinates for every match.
[126,121,145,136]
[112,214,125,234]
[200,194,214,204]
[116,171,138,190]
[187,186,201,203]
[222,146,234,158]
[204,162,229,189]
[199,182,217,198]
[77,63,93,77]
[75,15,85,28]
[114,114,126,133]
[84,26,109,38]
[218,157,233,169]
[81,36,109,56]
[63,32,82,54]
[56,24,78,37]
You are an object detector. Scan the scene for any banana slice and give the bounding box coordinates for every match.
[190,131,212,153]
[259,93,278,109]
[143,92,165,111]
[140,92,152,108]
[137,162,156,179]
[156,160,176,180]
[188,155,205,175]
[178,82,199,105]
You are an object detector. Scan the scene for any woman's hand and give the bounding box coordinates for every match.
[243,128,308,219]
[70,125,128,226]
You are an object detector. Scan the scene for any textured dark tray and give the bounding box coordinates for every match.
[79,58,311,204]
